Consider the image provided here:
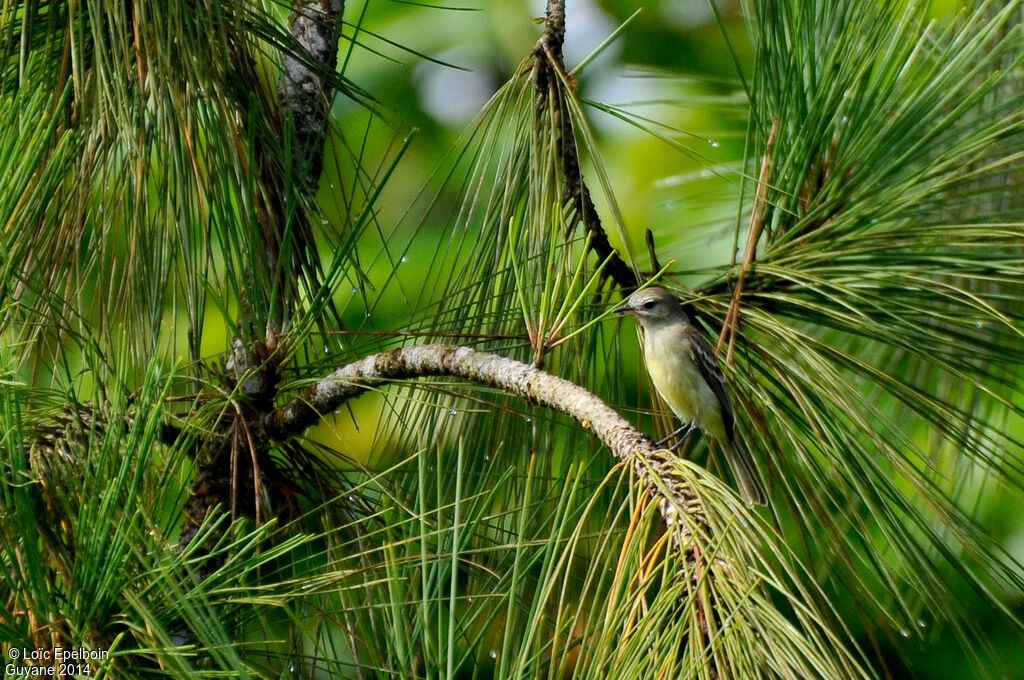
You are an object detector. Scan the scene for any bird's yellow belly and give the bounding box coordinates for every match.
[644,333,702,423]
[643,330,730,442]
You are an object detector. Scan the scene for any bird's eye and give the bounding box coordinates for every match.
[643,300,657,309]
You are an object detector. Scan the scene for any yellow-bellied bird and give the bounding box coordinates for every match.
[615,286,767,506]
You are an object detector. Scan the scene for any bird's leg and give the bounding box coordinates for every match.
[669,424,697,454]
[655,424,688,447]
[655,422,697,449]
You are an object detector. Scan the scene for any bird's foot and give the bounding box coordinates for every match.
[655,422,696,450]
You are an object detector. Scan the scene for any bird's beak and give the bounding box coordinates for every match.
[612,301,633,316]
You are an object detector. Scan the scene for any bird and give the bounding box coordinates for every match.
[614,286,768,506]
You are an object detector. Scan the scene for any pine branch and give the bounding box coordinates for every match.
[182,1,348,543]
[279,0,346,186]
[263,344,702,530]
[237,0,346,332]
[534,0,639,292]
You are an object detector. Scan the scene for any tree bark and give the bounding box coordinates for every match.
[279,0,346,186]
[533,0,640,292]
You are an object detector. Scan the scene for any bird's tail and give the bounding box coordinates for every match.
[722,440,768,506]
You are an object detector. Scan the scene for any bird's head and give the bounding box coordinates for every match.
[613,286,686,328]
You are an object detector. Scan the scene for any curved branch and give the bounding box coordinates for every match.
[264,344,696,527]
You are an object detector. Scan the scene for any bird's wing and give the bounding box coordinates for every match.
[687,325,735,439]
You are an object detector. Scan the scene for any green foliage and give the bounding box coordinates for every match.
[726,0,1024,659]
[2,0,1024,678]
